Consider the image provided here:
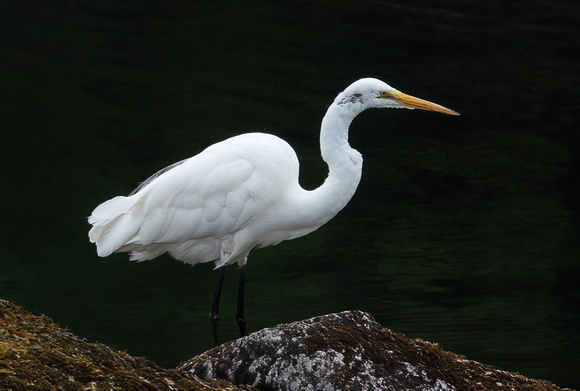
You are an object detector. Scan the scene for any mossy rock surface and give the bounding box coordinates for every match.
[0,299,254,390]
[0,299,574,390]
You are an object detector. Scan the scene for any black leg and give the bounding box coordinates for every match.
[210,266,226,346]
[236,264,247,337]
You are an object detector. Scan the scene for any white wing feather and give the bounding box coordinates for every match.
[88,133,299,266]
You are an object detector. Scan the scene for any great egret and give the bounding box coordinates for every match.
[88,78,458,343]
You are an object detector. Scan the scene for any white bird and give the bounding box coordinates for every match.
[88,78,458,342]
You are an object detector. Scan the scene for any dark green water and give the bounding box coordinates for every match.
[1,0,579,388]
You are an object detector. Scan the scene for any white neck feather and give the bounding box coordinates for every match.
[316,101,364,218]
[284,99,365,238]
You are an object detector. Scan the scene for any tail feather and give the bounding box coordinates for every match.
[88,196,142,257]
[88,196,135,226]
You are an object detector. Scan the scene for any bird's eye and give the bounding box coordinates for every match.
[379,91,388,97]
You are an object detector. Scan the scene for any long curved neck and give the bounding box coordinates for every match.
[306,102,364,227]
[277,100,366,240]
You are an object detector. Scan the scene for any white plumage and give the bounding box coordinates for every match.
[88,78,458,340]
[89,132,320,267]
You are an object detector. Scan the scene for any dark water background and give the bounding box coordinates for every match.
[1,0,579,388]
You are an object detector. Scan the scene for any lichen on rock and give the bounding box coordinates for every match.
[180,310,574,391]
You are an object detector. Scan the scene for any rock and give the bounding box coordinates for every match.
[179,310,573,391]
[0,299,256,391]
[1,299,572,391]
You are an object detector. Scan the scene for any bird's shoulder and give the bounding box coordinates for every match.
[206,132,297,162]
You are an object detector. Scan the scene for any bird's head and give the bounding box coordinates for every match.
[336,77,459,116]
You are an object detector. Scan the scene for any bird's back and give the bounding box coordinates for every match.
[88,132,300,267]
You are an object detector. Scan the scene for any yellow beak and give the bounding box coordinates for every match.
[385,90,460,116]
